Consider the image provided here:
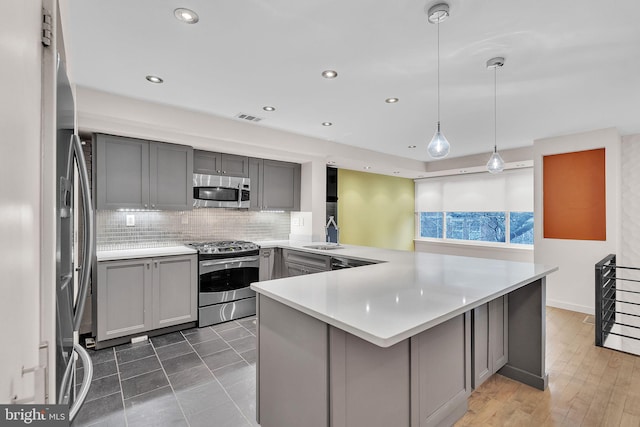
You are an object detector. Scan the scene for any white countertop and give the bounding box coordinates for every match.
[97,245,197,261]
[251,242,558,348]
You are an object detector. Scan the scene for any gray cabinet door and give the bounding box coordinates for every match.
[194,151,249,177]
[96,134,150,209]
[152,254,197,329]
[280,249,330,277]
[221,153,249,177]
[149,142,193,210]
[193,150,221,174]
[259,249,274,281]
[248,158,263,211]
[411,312,471,427]
[97,258,153,341]
[262,160,301,211]
[472,296,508,389]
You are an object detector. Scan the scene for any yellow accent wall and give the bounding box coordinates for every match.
[337,169,415,251]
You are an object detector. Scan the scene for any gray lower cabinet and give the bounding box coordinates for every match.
[472,296,508,388]
[259,248,275,281]
[96,254,197,342]
[95,134,193,210]
[249,158,301,211]
[280,249,330,277]
[257,295,471,427]
[193,150,249,177]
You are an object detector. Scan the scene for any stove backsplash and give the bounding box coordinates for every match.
[97,209,291,250]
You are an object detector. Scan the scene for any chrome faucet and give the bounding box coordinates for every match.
[325,216,339,244]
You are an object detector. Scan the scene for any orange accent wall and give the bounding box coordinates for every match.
[543,148,606,240]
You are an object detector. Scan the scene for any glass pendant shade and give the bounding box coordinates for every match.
[487,150,505,174]
[427,122,450,158]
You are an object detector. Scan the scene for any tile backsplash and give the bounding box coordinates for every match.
[97,209,291,250]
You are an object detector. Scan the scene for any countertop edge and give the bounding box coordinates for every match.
[97,245,197,261]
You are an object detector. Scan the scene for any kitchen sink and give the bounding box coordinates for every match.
[303,244,344,250]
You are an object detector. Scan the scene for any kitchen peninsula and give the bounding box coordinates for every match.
[251,244,557,427]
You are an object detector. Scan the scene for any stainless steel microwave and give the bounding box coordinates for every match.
[193,173,250,208]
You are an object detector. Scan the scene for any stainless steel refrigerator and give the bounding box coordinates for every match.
[55,54,94,421]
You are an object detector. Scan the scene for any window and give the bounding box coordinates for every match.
[415,168,534,246]
[446,212,506,243]
[510,212,534,245]
[420,212,443,238]
[419,211,533,245]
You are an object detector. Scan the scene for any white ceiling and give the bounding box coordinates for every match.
[64,0,640,162]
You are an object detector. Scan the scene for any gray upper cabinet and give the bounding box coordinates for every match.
[95,134,150,210]
[150,142,193,210]
[194,150,249,177]
[95,134,193,210]
[249,158,301,211]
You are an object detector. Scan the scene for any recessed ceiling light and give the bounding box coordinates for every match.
[327,161,336,165]
[322,122,333,126]
[322,70,338,79]
[393,171,400,174]
[408,145,417,149]
[263,106,275,111]
[363,166,372,170]
[174,8,199,24]
[145,75,163,84]
[385,98,399,103]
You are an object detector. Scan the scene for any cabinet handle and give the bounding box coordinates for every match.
[223,171,227,174]
[216,170,221,173]
[146,263,150,269]
[144,204,148,208]
[154,261,159,268]
[151,204,155,208]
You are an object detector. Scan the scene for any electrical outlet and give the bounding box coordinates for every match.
[126,214,135,227]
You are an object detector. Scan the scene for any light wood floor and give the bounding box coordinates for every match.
[455,307,640,427]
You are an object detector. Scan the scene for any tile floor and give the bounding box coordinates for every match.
[72,316,258,427]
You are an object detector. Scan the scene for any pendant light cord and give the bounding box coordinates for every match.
[494,65,497,153]
[437,20,441,125]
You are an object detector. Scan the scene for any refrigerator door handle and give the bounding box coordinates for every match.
[69,134,95,331]
[69,344,93,421]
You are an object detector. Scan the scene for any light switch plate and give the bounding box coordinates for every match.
[126,214,135,227]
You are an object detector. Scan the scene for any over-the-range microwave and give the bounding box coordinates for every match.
[193,173,250,208]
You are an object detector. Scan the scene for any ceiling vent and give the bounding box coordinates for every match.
[235,113,263,123]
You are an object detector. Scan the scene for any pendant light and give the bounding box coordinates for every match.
[486,56,505,174]
[427,3,451,159]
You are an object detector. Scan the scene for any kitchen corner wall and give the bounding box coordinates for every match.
[337,169,414,251]
[97,209,290,250]
[621,134,640,266]
[533,127,621,314]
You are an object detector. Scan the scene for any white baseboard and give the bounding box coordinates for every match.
[546,298,593,315]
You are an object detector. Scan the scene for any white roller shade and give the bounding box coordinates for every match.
[415,168,533,212]
[415,180,443,211]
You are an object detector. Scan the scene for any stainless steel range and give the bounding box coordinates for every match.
[188,240,260,327]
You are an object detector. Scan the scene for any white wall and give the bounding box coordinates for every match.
[620,134,640,267]
[533,128,621,314]
[0,0,46,403]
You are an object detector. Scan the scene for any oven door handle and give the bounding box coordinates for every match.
[200,256,259,268]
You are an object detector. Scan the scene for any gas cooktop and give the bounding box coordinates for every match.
[188,240,260,256]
